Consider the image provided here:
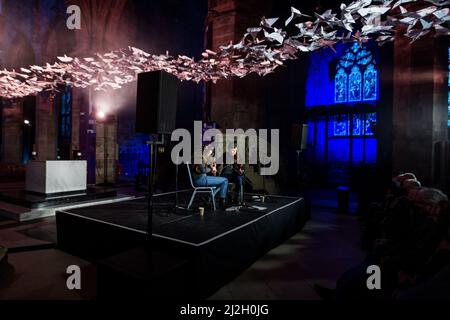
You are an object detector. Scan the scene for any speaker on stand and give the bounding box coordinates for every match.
[136,71,178,246]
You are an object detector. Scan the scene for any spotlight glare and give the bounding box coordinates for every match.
[97,111,106,120]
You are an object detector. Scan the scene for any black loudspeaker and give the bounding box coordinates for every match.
[136,71,178,134]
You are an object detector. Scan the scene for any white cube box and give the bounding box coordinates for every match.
[26,161,87,194]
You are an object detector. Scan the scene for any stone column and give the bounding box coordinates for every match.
[1,101,23,164]
[35,95,57,161]
[208,0,237,128]
[392,36,448,187]
[207,0,277,193]
[208,0,270,129]
[71,88,84,156]
[95,116,117,184]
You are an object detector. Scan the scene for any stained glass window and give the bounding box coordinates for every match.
[448,92,450,127]
[365,113,376,136]
[349,66,362,102]
[334,43,378,103]
[356,47,373,67]
[60,88,72,138]
[57,86,73,160]
[308,43,379,169]
[363,64,377,101]
[335,68,347,103]
[339,51,355,69]
[331,113,376,137]
[333,115,350,137]
[352,114,362,136]
[348,113,377,137]
[448,91,450,127]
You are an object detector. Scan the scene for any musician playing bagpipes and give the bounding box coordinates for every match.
[219,143,245,204]
[191,148,229,209]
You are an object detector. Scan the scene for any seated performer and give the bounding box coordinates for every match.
[191,150,229,209]
[220,143,245,204]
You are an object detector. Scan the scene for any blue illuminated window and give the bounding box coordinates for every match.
[349,66,362,102]
[365,113,376,136]
[448,46,450,126]
[332,112,377,138]
[352,114,363,136]
[334,43,378,103]
[448,92,450,127]
[335,68,347,103]
[364,64,377,101]
[306,43,379,168]
[333,115,350,137]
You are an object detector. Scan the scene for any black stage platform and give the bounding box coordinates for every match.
[56,191,310,298]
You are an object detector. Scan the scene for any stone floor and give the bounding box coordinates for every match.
[0,184,364,300]
[210,207,364,300]
[0,249,96,300]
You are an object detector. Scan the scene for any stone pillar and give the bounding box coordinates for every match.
[392,36,448,187]
[208,0,270,129]
[71,88,84,155]
[207,0,278,193]
[1,101,23,164]
[95,116,117,184]
[35,95,57,161]
[208,0,237,128]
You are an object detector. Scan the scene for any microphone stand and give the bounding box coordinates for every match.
[296,149,301,178]
[238,166,253,210]
[240,172,246,207]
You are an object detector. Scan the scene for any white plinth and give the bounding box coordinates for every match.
[26,161,87,194]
